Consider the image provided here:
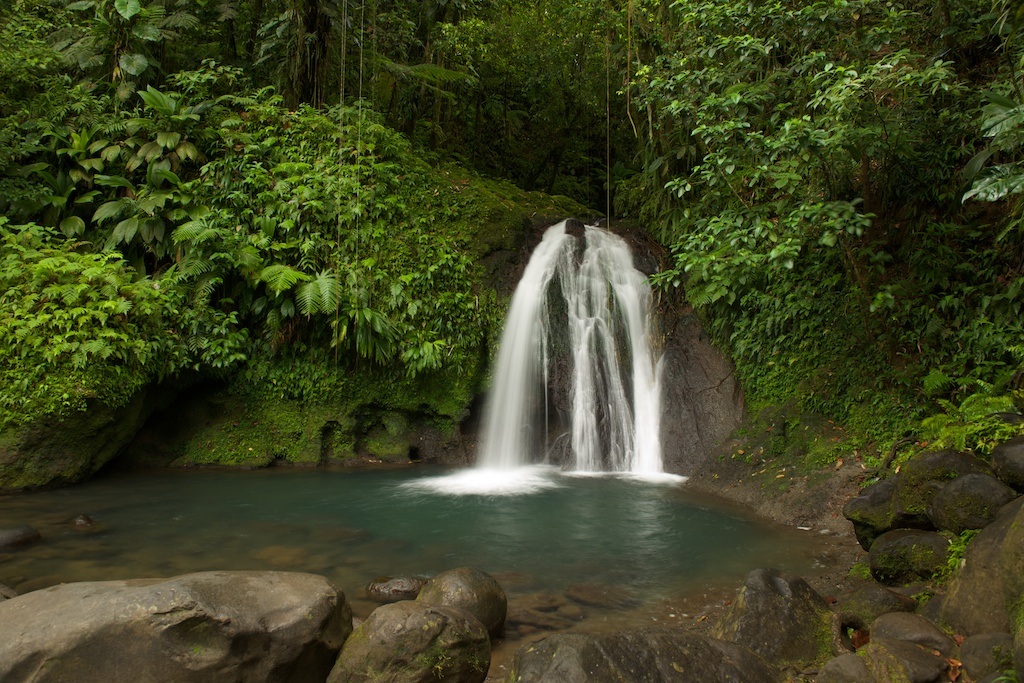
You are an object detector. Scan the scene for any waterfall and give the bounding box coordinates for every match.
[477,220,664,474]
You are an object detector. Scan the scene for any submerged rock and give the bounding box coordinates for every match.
[329,600,489,683]
[0,570,351,683]
[366,575,427,603]
[504,629,779,683]
[0,583,16,600]
[564,583,637,609]
[710,568,838,668]
[868,529,949,584]
[505,607,574,632]
[0,525,41,551]
[417,567,507,638]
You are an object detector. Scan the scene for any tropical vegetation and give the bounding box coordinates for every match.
[1,0,1023,469]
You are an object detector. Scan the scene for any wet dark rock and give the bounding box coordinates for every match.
[366,575,427,603]
[710,568,839,668]
[843,480,928,551]
[816,653,873,683]
[941,499,1022,635]
[927,474,1016,533]
[838,583,917,630]
[869,612,956,656]
[0,583,16,600]
[505,607,574,632]
[328,600,489,683]
[0,571,351,683]
[504,629,780,683]
[0,525,41,551]
[895,450,992,523]
[416,567,507,638]
[855,637,949,683]
[869,529,949,585]
[960,633,1014,681]
[564,583,637,609]
[992,435,1024,490]
[71,514,95,527]
[556,603,584,621]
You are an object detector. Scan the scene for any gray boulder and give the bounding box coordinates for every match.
[328,600,489,683]
[0,570,351,683]
[992,436,1024,490]
[959,633,1014,681]
[710,568,838,668]
[869,530,949,584]
[0,525,41,551]
[927,474,1016,533]
[417,567,506,638]
[869,612,956,656]
[504,629,780,683]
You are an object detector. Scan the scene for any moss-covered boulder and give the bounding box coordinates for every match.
[894,450,991,523]
[869,529,949,585]
[0,385,170,493]
[844,480,927,550]
[710,568,839,669]
[503,629,780,683]
[853,638,950,682]
[838,583,917,632]
[942,499,1020,635]
[328,600,490,683]
[417,567,507,638]
[959,632,1014,681]
[927,473,1017,533]
[869,612,956,656]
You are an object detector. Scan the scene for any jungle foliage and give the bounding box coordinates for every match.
[1,0,1023,463]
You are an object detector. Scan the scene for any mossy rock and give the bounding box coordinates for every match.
[869,529,949,585]
[927,473,1016,533]
[0,385,169,492]
[895,450,992,521]
[710,568,839,669]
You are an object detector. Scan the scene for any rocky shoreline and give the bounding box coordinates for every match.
[2,437,1023,682]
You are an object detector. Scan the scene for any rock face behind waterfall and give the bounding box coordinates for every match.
[536,220,743,475]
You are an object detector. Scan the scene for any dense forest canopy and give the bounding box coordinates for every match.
[1,0,1023,466]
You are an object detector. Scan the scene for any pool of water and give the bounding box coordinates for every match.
[0,465,832,625]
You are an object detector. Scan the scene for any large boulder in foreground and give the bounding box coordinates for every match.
[710,568,838,668]
[504,629,779,683]
[0,571,351,682]
[329,600,489,683]
[941,498,1021,635]
[416,567,507,638]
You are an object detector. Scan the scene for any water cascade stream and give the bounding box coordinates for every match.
[479,220,664,474]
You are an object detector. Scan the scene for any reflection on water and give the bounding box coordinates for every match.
[0,466,830,621]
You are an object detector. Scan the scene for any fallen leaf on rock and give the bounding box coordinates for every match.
[952,634,965,646]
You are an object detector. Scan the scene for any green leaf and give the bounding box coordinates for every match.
[132,22,161,41]
[93,199,127,223]
[119,53,149,76]
[114,0,141,20]
[66,0,94,10]
[60,216,86,238]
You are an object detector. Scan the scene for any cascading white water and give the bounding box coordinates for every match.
[477,220,664,474]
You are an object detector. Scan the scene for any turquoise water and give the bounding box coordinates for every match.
[0,466,828,616]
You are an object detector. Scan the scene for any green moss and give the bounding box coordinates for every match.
[848,561,872,580]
